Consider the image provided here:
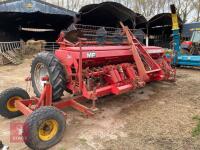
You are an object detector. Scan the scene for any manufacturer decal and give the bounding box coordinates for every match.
[67,54,72,59]
[87,52,96,58]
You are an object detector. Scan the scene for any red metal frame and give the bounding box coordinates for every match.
[15,77,94,117]
[15,23,175,118]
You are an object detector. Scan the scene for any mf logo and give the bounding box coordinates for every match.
[87,52,96,58]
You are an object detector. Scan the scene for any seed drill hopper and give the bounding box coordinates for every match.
[0,23,175,149]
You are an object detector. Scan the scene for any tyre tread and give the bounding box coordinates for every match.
[0,87,30,118]
[31,52,67,101]
[23,106,66,150]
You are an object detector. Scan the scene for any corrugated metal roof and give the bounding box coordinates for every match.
[78,2,147,29]
[0,0,75,16]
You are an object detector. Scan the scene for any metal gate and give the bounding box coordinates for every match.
[0,41,23,65]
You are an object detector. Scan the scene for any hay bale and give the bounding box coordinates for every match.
[19,40,26,55]
[25,40,46,54]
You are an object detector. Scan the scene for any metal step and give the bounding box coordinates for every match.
[146,69,161,74]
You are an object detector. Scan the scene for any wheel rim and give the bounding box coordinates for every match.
[38,119,58,141]
[34,63,49,93]
[7,96,22,112]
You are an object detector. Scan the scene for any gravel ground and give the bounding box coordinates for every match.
[0,58,200,150]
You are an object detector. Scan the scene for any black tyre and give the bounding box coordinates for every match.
[0,87,30,118]
[23,106,66,150]
[31,51,66,101]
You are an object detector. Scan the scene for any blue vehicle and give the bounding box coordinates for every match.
[170,4,200,67]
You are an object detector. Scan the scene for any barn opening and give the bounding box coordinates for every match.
[147,13,183,48]
[0,0,75,42]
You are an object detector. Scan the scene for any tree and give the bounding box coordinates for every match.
[168,0,194,23]
[45,0,195,23]
[192,0,200,22]
[133,0,167,17]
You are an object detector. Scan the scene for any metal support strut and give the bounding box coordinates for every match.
[15,76,94,117]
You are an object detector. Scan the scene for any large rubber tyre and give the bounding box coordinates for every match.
[23,106,66,150]
[31,51,66,101]
[0,87,30,118]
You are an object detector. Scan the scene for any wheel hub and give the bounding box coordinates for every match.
[7,96,22,112]
[38,119,58,141]
[34,63,49,93]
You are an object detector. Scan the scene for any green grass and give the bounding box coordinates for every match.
[79,138,87,143]
[192,115,200,137]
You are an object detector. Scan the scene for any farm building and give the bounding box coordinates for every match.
[146,13,183,48]
[0,0,76,42]
[182,22,200,40]
[0,0,76,65]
